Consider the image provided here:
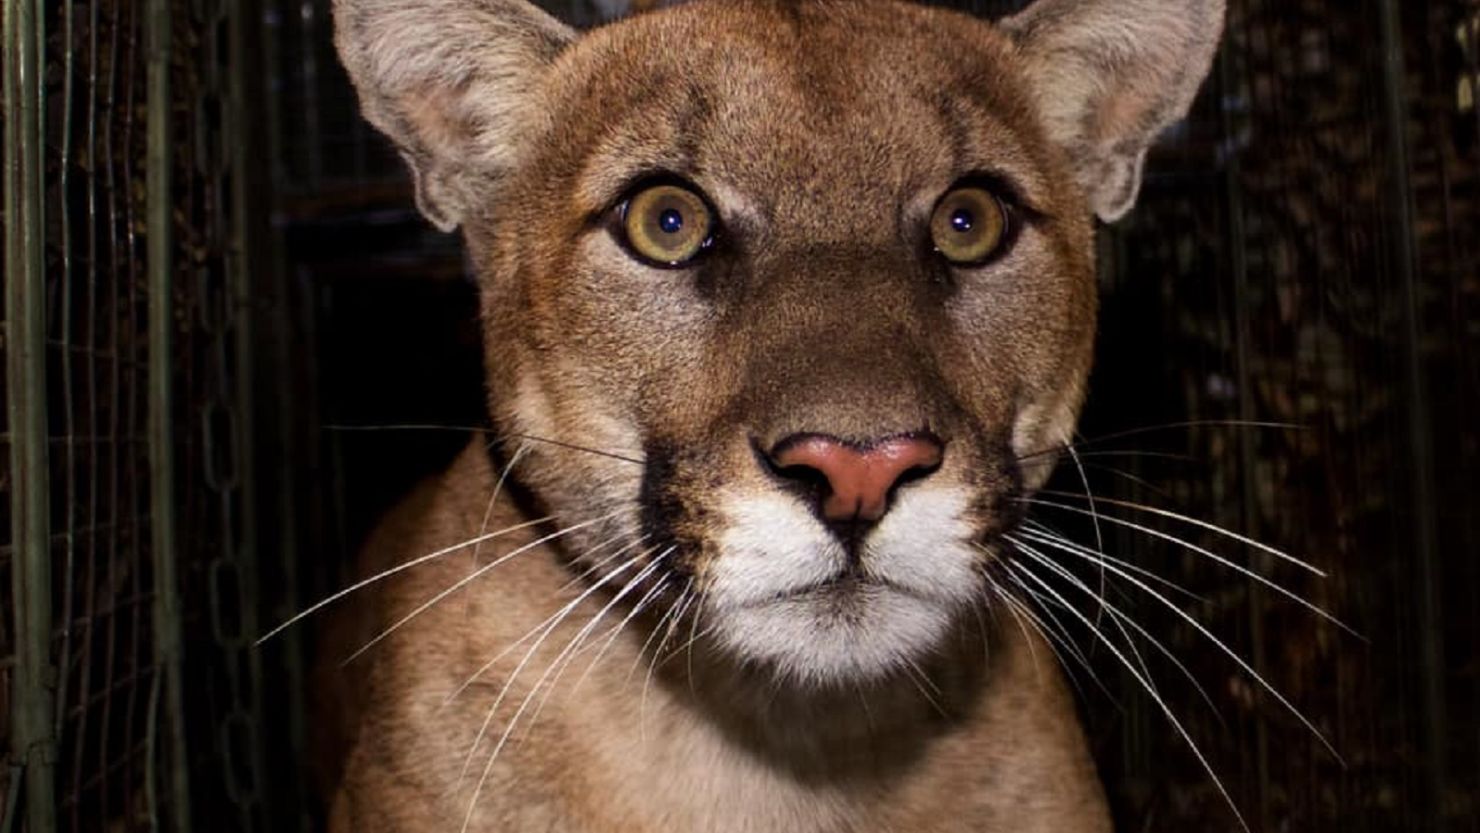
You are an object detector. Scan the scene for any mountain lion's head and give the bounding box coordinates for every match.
[335,0,1223,685]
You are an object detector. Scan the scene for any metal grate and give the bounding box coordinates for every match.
[3,0,270,828]
[47,3,163,828]
[5,0,1477,830]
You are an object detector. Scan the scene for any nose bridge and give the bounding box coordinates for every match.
[739,247,943,441]
[759,243,914,310]
[748,327,937,444]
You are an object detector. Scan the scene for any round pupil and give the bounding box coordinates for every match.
[658,208,684,234]
[950,207,975,233]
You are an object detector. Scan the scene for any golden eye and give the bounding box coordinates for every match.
[930,186,1008,265]
[622,183,714,266]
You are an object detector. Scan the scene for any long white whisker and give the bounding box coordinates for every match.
[1078,461,1178,499]
[1006,559,1250,833]
[900,658,949,718]
[1019,522,1209,603]
[1008,536,1220,718]
[968,596,994,670]
[440,533,651,707]
[1021,498,1354,634]
[628,581,688,685]
[673,617,722,661]
[463,552,669,833]
[1015,533,1341,762]
[568,574,673,697]
[255,514,554,645]
[995,537,1160,698]
[1016,419,1301,462]
[555,528,648,593]
[986,574,1044,677]
[684,590,706,696]
[1063,443,1108,634]
[989,575,1114,703]
[1002,582,1121,705]
[642,587,696,738]
[520,551,673,737]
[1072,449,1199,464]
[1013,528,1209,709]
[454,549,650,792]
[987,578,1089,696]
[327,423,646,466]
[470,445,528,566]
[341,510,624,665]
[1032,491,1328,577]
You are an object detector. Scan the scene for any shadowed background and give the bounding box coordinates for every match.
[1,0,1477,830]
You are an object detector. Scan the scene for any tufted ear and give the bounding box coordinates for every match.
[333,0,575,231]
[1002,0,1225,222]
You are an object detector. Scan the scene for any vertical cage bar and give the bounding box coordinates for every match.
[145,0,194,828]
[1375,1,1447,828]
[257,0,313,821]
[3,0,55,829]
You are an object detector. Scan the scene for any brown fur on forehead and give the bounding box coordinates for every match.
[469,0,1100,490]
[472,9,1100,479]
[533,0,1063,219]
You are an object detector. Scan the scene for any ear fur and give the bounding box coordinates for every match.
[1002,0,1226,222]
[332,0,575,231]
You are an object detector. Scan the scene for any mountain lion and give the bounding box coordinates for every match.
[316,0,1225,829]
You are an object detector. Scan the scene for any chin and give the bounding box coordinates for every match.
[710,584,958,686]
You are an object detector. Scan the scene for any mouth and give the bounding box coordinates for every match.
[710,563,962,684]
[676,479,996,682]
[746,565,945,610]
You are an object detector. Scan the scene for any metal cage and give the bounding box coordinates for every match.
[3,0,276,829]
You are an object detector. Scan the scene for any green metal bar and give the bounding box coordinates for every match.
[1375,1,1446,829]
[145,0,194,828]
[256,0,314,821]
[4,0,56,828]
[1,768,21,832]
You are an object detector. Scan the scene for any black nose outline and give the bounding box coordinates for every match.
[756,431,946,544]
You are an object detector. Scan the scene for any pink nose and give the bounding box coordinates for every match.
[768,434,945,522]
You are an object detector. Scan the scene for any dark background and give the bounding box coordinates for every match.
[2,0,1477,830]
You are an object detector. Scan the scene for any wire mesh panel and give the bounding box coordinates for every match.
[2,0,173,829]
[2,0,268,828]
[47,2,162,827]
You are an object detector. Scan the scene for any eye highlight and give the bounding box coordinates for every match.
[621,183,715,267]
[930,186,1008,266]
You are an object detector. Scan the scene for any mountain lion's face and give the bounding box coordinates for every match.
[336,0,1224,684]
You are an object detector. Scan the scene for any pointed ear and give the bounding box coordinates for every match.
[333,0,575,231]
[1002,0,1225,222]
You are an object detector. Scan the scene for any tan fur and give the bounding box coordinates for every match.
[325,448,1110,831]
[319,0,1224,829]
